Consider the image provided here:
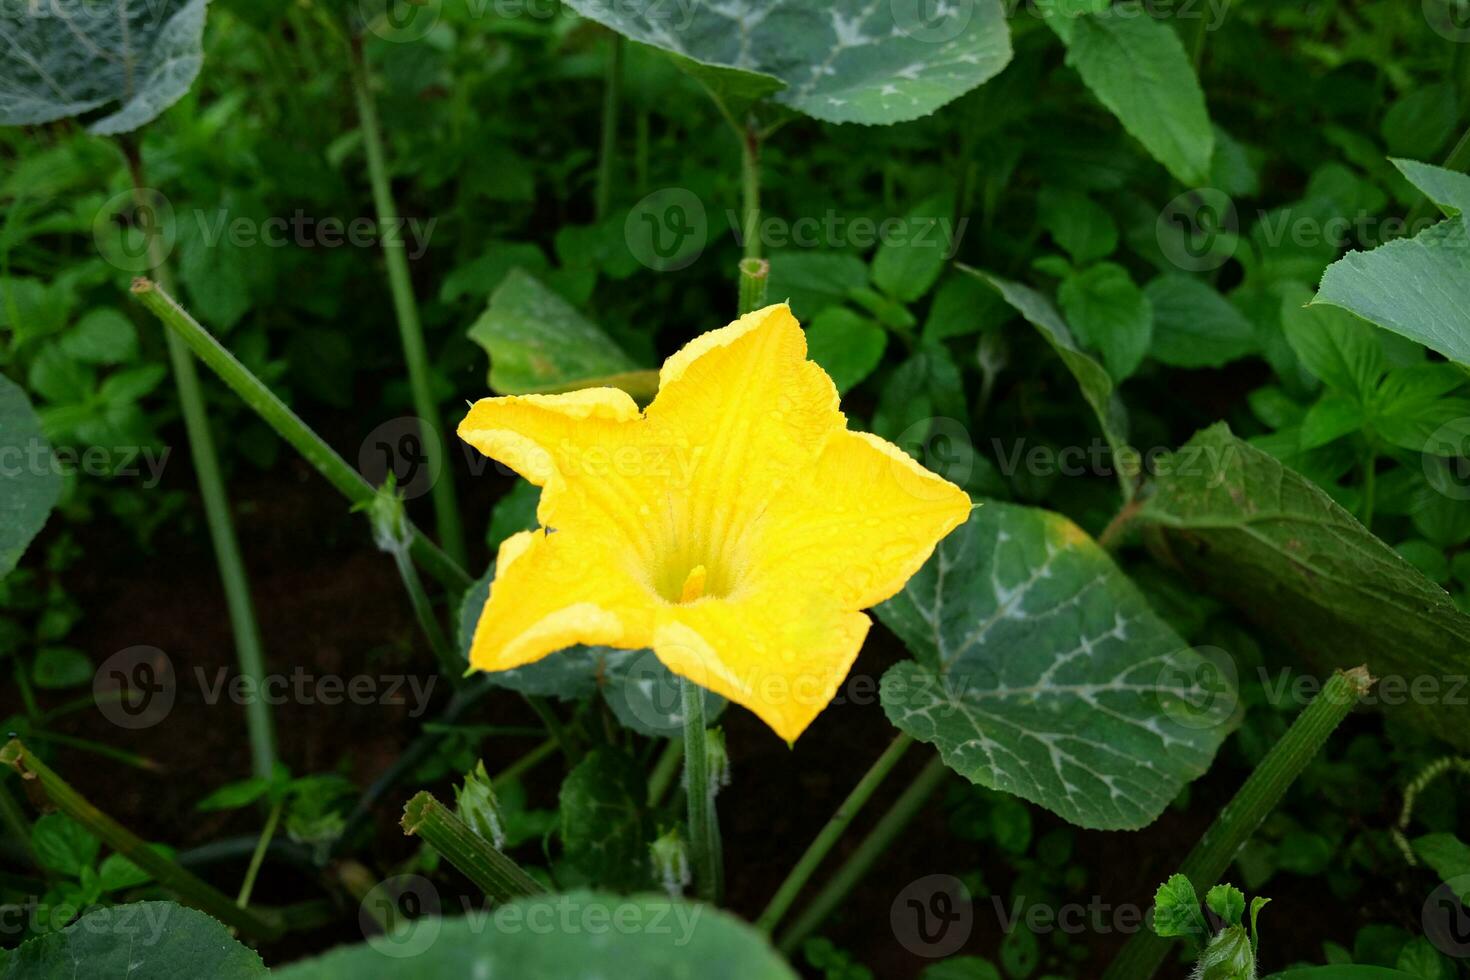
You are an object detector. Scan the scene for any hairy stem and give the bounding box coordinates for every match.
[681,680,722,901]
[401,791,544,901]
[346,38,466,568]
[129,278,470,592]
[778,754,948,953]
[757,733,913,934]
[1102,666,1373,980]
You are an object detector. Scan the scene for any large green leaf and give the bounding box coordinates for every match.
[560,748,648,891]
[467,268,655,397]
[965,268,1129,457]
[1052,4,1214,185]
[0,0,209,134]
[1313,160,1470,367]
[1144,274,1256,368]
[1141,423,1470,749]
[877,503,1231,830]
[274,894,797,978]
[0,374,61,579]
[1057,262,1154,381]
[563,0,1013,125]
[0,902,266,978]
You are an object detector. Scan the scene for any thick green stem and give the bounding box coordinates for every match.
[1102,667,1373,980]
[390,546,460,682]
[738,257,769,315]
[0,739,283,939]
[740,127,762,260]
[595,35,623,221]
[777,754,947,954]
[757,733,913,935]
[401,791,544,901]
[681,680,721,901]
[129,278,471,592]
[347,39,466,569]
[123,147,276,781]
[236,798,282,908]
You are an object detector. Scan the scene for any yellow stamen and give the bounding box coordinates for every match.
[679,565,708,604]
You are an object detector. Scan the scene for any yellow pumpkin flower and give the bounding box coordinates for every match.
[458,304,972,742]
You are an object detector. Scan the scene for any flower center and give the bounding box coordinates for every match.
[652,551,741,605]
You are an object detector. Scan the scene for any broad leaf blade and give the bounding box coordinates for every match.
[559,749,647,891]
[1141,423,1470,749]
[563,0,1012,125]
[0,374,61,578]
[467,268,655,397]
[877,503,1232,830]
[0,902,265,977]
[1057,5,1214,185]
[274,894,797,978]
[0,0,209,134]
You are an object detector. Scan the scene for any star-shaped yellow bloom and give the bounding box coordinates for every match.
[458,304,972,741]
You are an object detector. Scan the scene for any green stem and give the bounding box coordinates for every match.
[401,791,545,901]
[129,278,470,593]
[1101,667,1373,980]
[494,737,558,786]
[346,38,466,569]
[1361,450,1377,531]
[236,798,282,908]
[0,739,283,939]
[594,34,623,221]
[738,257,769,315]
[740,125,762,260]
[681,680,721,901]
[756,733,913,935]
[777,754,947,954]
[647,737,684,807]
[390,546,460,682]
[123,145,276,782]
[0,778,38,871]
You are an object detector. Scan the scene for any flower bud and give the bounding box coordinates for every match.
[649,827,691,898]
[455,760,506,850]
[1192,925,1256,980]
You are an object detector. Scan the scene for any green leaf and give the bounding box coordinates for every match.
[58,309,138,365]
[31,647,93,690]
[600,648,726,738]
[468,268,655,398]
[1263,970,1424,980]
[1413,834,1470,901]
[486,479,540,552]
[0,375,61,579]
[1299,392,1366,450]
[1152,874,1207,939]
[966,267,1129,455]
[563,0,1013,125]
[662,50,786,120]
[1381,84,1458,160]
[1281,299,1384,397]
[1057,5,1214,185]
[766,251,868,321]
[877,503,1232,830]
[1249,896,1271,954]
[1371,365,1470,456]
[98,850,159,892]
[0,0,209,134]
[923,273,1009,342]
[196,778,272,812]
[26,346,93,405]
[1206,884,1246,927]
[1393,158,1470,218]
[871,195,956,303]
[871,345,966,444]
[921,958,1002,980]
[0,901,266,977]
[1144,275,1256,368]
[805,308,887,394]
[1038,187,1118,265]
[274,894,796,978]
[32,813,100,878]
[1057,262,1154,381]
[559,749,648,891]
[1141,424,1470,749]
[1313,216,1470,369]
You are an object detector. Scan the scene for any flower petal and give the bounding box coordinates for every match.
[747,430,973,609]
[652,596,871,743]
[457,388,642,486]
[468,528,655,672]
